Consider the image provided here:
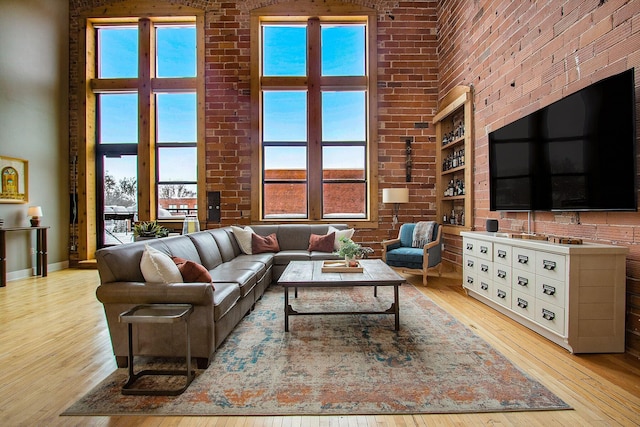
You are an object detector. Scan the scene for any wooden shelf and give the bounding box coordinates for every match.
[434,85,473,233]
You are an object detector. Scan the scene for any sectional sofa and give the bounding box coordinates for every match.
[95,224,350,368]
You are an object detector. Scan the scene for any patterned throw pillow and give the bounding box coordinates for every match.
[308,232,335,252]
[140,245,183,284]
[172,256,214,288]
[252,233,280,254]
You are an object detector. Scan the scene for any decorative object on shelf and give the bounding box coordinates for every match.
[486,219,499,232]
[133,221,170,240]
[0,155,28,203]
[182,215,200,235]
[27,206,42,227]
[382,188,409,228]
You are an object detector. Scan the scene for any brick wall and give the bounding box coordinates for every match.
[69,0,440,254]
[437,0,640,356]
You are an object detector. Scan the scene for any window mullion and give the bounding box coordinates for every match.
[137,18,156,221]
[307,17,322,220]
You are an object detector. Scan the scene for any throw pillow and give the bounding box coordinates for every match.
[252,232,280,254]
[308,232,335,252]
[327,226,355,250]
[140,245,183,284]
[172,256,214,288]
[231,225,254,254]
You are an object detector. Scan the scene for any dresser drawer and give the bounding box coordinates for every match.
[463,238,479,257]
[463,255,477,274]
[535,300,565,335]
[512,247,536,274]
[477,260,493,281]
[491,282,511,309]
[476,278,492,298]
[512,268,535,296]
[477,241,493,261]
[536,251,566,281]
[493,243,511,266]
[512,290,535,320]
[535,275,565,307]
[493,265,511,289]
[463,272,477,291]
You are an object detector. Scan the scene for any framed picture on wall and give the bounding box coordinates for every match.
[0,155,28,203]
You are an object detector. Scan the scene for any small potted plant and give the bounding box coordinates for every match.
[336,237,362,267]
[133,221,170,241]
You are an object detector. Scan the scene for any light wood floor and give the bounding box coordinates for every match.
[1,268,639,426]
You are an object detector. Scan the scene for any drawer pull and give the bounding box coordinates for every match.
[543,260,556,270]
[467,259,474,267]
[497,269,507,279]
[481,264,489,272]
[542,284,556,296]
[466,243,473,251]
[497,250,507,258]
[480,246,488,254]
[517,298,528,309]
[480,282,489,291]
[517,255,529,264]
[497,289,507,299]
[517,276,529,287]
[466,276,474,285]
[542,308,556,321]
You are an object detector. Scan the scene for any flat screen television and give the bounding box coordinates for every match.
[489,68,637,212]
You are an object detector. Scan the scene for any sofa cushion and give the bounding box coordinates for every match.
[172,256,213,286]
[328,225,355,250]
[252,232,280,254]
[212,282,241,322]
[187,232,224,270]
[308,232,335,252]
[231,226,254,254]
[211,228,242,261]
[140,245,183,284]
[209,265,258,297]
[273,250,311,265]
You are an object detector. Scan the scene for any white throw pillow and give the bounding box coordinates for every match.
[140,245,183,284]
[327,226,355,250]
[231,225,254,254]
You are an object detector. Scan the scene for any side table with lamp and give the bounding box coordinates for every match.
[0,206,49,287]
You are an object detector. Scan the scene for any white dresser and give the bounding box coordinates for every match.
[461,231,628,353]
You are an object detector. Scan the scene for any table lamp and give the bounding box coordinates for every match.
[382,188,409,228]
[28,206,43,227]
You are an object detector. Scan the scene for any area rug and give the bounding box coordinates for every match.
[63,284,570,416]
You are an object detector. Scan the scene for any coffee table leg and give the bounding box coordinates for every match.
[394,285,400,331]
[284,286,289,332]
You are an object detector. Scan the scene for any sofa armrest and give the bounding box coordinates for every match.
[96,281,214,306]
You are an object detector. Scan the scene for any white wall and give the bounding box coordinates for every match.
[0,0,69,278]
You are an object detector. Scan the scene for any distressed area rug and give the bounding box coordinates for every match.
[63,284,570,416]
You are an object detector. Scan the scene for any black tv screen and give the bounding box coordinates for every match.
[489,68,637,212]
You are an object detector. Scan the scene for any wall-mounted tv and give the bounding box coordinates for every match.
[489,68,637,212]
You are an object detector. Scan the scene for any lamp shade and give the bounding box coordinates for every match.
[27,206,43,217]
[382,188,409,204]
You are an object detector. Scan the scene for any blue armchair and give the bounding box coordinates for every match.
[381,222,443,286]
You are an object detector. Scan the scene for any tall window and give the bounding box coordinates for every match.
[252,10,377,222]
[86,15,203,248]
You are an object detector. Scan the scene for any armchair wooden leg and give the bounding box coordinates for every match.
[422,271,427,287]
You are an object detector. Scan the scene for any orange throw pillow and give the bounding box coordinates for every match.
[172,256,214,288]
[308,232,335,252]
[252,233,280,254]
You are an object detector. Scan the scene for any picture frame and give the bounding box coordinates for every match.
[0,155,28,203]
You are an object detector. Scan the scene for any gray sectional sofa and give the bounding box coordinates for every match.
[95,224,348,368]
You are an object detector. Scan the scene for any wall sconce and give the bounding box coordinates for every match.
[27,206,43,227]
[382,188,409,228]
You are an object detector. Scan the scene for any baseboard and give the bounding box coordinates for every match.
[6,261,70,283]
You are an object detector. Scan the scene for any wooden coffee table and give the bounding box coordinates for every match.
[278,259,406,331]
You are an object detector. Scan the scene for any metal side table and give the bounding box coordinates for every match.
[119,304,195,396]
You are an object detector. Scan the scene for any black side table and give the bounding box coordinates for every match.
[119,304,195,396]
